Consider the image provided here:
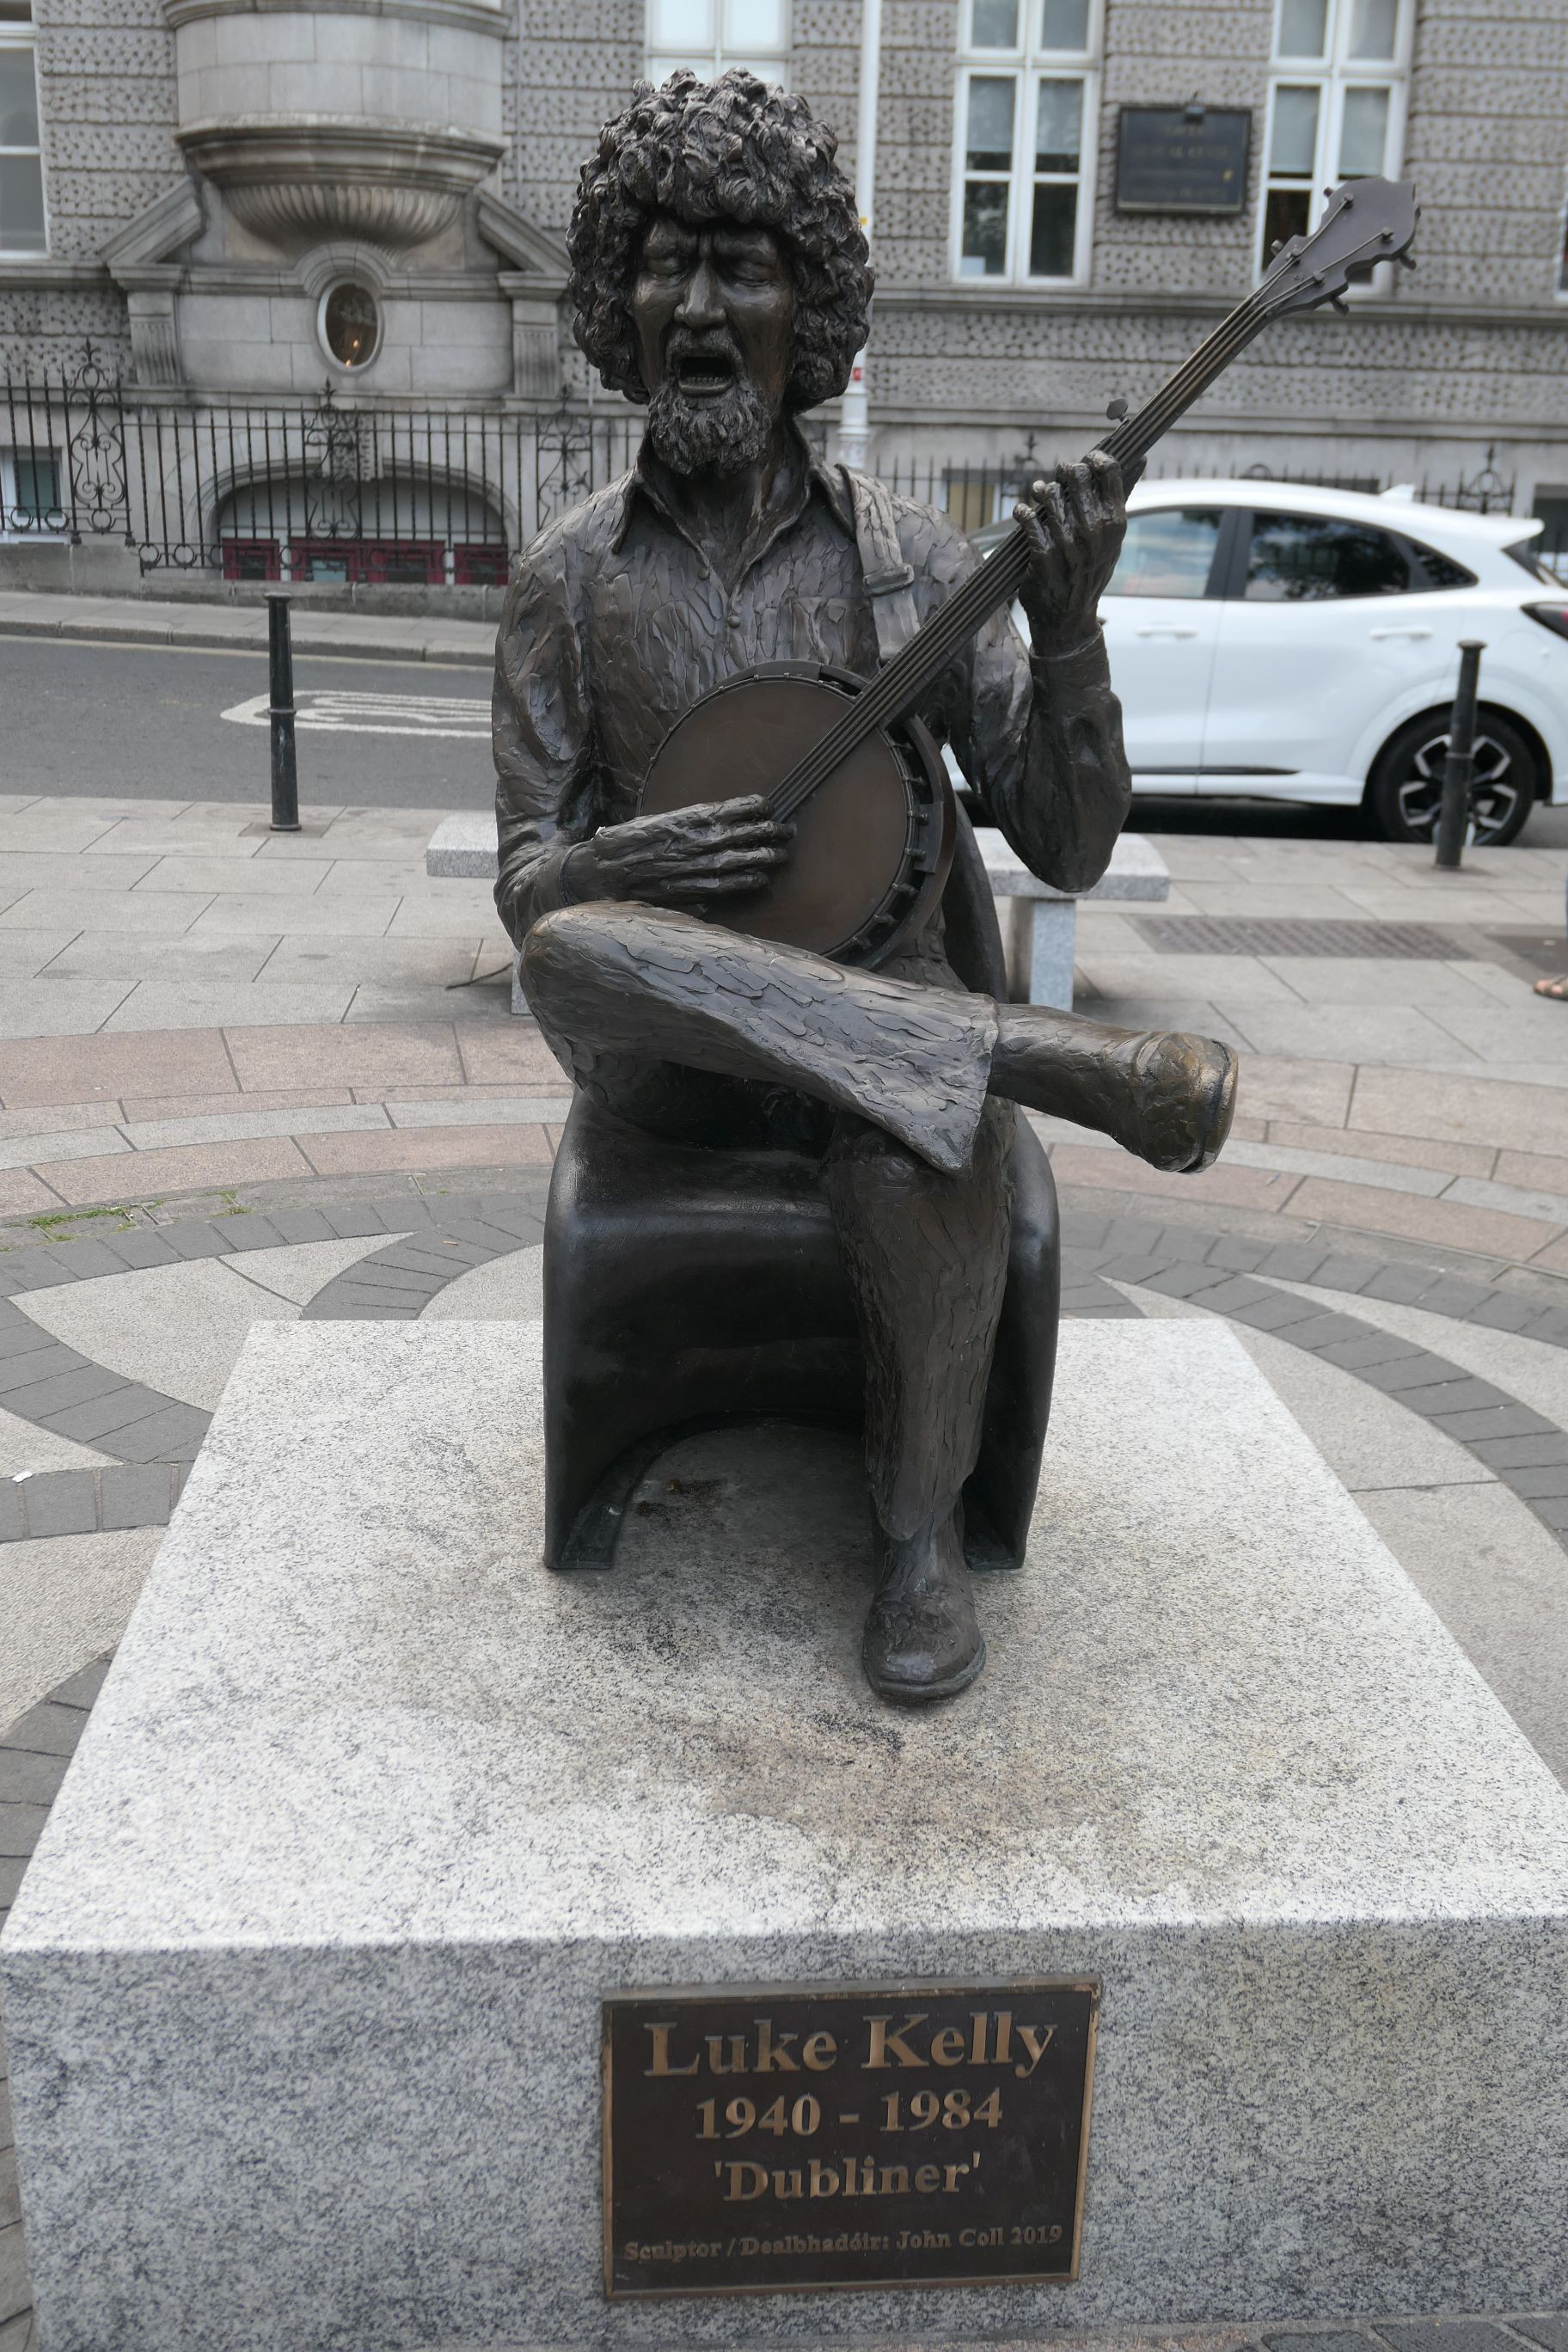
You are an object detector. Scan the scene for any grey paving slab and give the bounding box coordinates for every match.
[1355,1356,1476,1395]
[319,1204,401,1239]
[0,1753,66,1806]
[1374,2328,1529,2352]
[36,1388,174,1446]
[1122,1261,1232,1301]
[1264,2335,1387,2352]
[1472,1436,1568,1471]
[1,1701,88,1758]
[1430,1406,1560,1442]
[87,1231,180,1271]
[0,1861,26,1908]
[48,1657,108,1710]
[1512,2322,1568,2352]
[205,1216,285,1253]
[100,1463,175,1530]
[9,1369,126,1418]
[1314,1332,1430,1371]
[101,1405,211,1463]
[264,1209,341,1246]
[1501,1467,1568,1499]
[1227,1291,1344,1332]
[0,1258,74,1295]
[1401,1378,1516,1418]
[0,2221,30,2330]
[162,1223,236,1261]
[17,1473,99,1538]
[0,1804,47,1857]
[0,1491,21,1544]
[1307,1253,1387,1291]
[0,1347,90,1400]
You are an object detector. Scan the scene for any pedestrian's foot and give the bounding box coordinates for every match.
[1534,975,1568,1001]
[990,1009,1238,1173]
[862,1504,985,1705]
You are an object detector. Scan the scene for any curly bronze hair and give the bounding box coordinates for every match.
[567,70,873,412]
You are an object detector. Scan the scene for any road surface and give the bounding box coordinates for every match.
[1,633,494,810]
[4,628,1567,851]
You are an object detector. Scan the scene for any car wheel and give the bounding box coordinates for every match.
[1368,709,1540,846]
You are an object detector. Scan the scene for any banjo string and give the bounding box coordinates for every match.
[765,284,1278,825]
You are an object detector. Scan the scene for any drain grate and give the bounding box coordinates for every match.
[1487,928,1568,975]
[1134,916,1463,959]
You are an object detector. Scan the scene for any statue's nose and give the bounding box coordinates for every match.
[675,255,725,329]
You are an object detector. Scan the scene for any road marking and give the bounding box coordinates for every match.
[222,688,491,738]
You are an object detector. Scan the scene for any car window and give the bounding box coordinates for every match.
[1103,506,1223,599]
[1409,542,1477,591]
[1243,511,1412,601]
[1504,539,1559,586]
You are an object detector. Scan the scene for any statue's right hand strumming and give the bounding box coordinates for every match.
[563,795,793,910]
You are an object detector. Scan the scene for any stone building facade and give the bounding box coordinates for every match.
[1,0,1565,567]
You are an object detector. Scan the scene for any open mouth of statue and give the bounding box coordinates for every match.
[675,351,737,398]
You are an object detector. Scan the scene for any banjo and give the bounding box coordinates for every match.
[638,175,1419,967]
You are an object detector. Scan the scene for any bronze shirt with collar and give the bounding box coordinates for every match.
[492,429,1131,980]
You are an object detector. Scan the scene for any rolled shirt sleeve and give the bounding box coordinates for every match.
[492,528,599,948]
[908,511,1133,899]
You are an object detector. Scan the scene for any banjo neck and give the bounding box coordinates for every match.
[764,175,1418,827]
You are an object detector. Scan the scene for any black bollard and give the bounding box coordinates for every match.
[266,591,301,833]
[1434,638,1485,871]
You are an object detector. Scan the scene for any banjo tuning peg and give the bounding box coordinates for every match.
[1106,395,1129,421]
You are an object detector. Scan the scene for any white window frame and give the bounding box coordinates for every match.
[949,0,1101,289]
[1,445,66,542]
[1257,0,1411,285]
[646,0,789,85]
[0,8,46,260]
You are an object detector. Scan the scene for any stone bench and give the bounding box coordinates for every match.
[976,826,1170,1010]
[426,815,1170,1014]
[426,814,525,1010]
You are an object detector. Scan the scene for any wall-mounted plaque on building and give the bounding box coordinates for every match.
[603,1980,1099,2298]
[1115,106,1252,214]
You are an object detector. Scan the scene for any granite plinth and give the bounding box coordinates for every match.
[5,1320,1568,2351]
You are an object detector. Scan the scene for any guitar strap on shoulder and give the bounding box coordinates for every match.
[842,464,921,669]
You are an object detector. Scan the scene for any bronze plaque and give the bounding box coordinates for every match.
[602,1979,1099,2299]
[1115,105,1253,214]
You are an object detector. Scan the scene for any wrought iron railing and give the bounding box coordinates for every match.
[3,343,1562,584]
[0,345,643,580]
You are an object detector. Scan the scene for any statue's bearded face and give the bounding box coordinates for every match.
[632,213,797,475]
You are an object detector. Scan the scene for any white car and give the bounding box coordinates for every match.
[980,480,1568,844]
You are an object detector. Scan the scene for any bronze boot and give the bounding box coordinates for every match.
[861,1502,985,1704]
[989,1009,1238,1173]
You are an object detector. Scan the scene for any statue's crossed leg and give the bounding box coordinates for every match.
[523,901,1236,1703]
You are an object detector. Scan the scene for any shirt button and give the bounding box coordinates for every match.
[726,606,742,627]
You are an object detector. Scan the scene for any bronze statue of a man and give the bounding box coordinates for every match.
[493,70,1236,1705]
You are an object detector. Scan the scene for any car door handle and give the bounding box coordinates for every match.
[1134,625,1198,638]
[1369,626,1432,640]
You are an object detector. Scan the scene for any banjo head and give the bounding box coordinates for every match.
[638,665,954,967]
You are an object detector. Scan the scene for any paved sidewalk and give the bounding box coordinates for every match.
[6,796,1568,1267]
[0,588,493,665]
[7,795,1568,2345]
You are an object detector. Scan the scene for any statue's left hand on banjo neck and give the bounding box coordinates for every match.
[634,175,1421,971]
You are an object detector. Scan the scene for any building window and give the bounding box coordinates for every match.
[646,0,789,84]
[952,0,1098,285]
[1260,0,1409,273]
[2,446,63,536]
[318,281,380,371]
[0,0,46,256]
